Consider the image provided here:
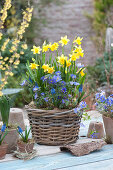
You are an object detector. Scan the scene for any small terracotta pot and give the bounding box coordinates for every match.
[17,139,34,153]
[0,143,8,160]
[3,128,19,153]
[103,115,113,143]
[87,121,104,139]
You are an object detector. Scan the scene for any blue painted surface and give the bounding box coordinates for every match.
[0,144,113,170]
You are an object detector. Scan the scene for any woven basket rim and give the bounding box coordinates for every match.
[25,105,81,118]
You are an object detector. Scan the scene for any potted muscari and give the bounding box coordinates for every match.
[22,36,87,145]
[0,124,8,160]
[95,91,113,143]
[0,95,20,153]
[17,126,34,153]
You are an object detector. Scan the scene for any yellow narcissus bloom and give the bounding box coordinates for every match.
[31,46,42,54]
[50,42,59,51]
[73,37,83,45]
[70,53,79,61]
[79,69,85,76]
[74,46,84,57]
[59,35,70,46]
[57,54,67,65]
[42,64,49,72]
[48,67,55,74]
[66,59,71,67]
[42,45,49,52]
[0,91,3,97]
[29,63,39,69]
[21,44,27,49]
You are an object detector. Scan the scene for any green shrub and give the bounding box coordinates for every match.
[90,0,113,52]
[87,48,113,89]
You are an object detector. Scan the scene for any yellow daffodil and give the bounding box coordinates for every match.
[31,46,42,54]
[73,37,83,45]
[42,64,49,72]
[74,46,84,57]
[70,53,79,61]
[57,54,67,65]
[29,63,39,69]
[42,45,49,52]
[50,42,59,51]
[66,59,71,67]
[59,35,70,46]
[79,69,85,76]
[48,67,55,74]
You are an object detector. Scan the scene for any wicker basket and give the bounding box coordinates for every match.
[26,108,81,145]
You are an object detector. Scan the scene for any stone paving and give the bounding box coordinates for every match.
[34,0,100,65]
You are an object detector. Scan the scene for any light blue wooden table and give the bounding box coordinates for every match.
[0,145,113,170]
[0,113,113,170]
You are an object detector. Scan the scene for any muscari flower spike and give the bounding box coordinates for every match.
[79,84,83,93]
[17,126,23,133]
[51,88,56,95]
[1,124,6,132]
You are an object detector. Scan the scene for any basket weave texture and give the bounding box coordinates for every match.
[27,108,81,145]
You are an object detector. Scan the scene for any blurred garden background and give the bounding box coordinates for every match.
[1,0,113,108]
